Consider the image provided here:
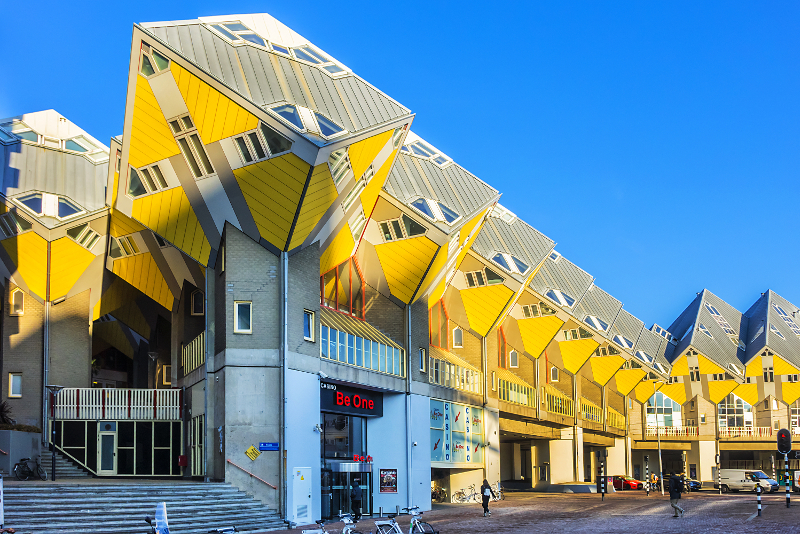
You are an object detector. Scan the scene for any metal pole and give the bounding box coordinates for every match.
[715,405,721,495]
[600,456,605,501]
[757,483,762,517]
[772,455,776,482]
[654,382,664,495]
[645,456,650,496]
[50,393,56,482]
[717,454,721,495]
[785,453,791,508]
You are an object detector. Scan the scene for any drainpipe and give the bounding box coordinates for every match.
[481,336,488,477]
[280,251,288,520]
[405,304,412,509]
[203,266,209,480]
[42,241,52,446]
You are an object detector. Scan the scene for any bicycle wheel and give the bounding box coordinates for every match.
[13,464,29,481]
[37,465,47,481]
[451,490,465,503]
[376,525,395,534]
[414,521,436,533]
[471,491,481,503]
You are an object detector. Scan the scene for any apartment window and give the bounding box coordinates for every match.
[646,391,682,427]
[163,365,172,386]
[791,401,800,428]
[8,373,21,398]
[328,149,352,187]
[611,334,634,350]
[233,123,291,165]
[492,371,496,391]
[169,114,215,179]
[522,302,557,319]
[402,140,451,167]
[419,348,426,372]
[66,223,101,251]
[268,104,346,139]
[545,289,575,308]
[774,421,781,431]
[668,376,680,384]
[563,327,593,341]
[686,418,696,426]
[491,252,529,275]
[191,290,204,316]
[9,289,24,316]
[15,192,84,220]
[700,413,706,424]
[764,367,774,383]
[139,43,170,77]
[510,350,519,369]
[321,258,365,320]
[234,302,252,334]
[465,267,504,288]
[584,315,609,332]
[698,323,713,339]
[452,327,463,348]
[711,373,725,381]
[321,325,405,377]
[208,21,266,46]
[770,324,786,340]
[127,164,169,198]
[303,310,314,342]
[0,211,32,238]
[788,374,800,383]
[773,303,800,337]
[550,366,559,382]
[379,214,427,242]
[718,393,753,428]
[109,235,140,259]
[652,324,672,341]
[348,208,366,242]
[429,300,449,350]
[409,198,460,224]
[689,366,700,382]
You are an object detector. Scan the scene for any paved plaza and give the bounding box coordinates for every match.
[274,491,800,534]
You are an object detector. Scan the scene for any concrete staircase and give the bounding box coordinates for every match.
[3,482,286,533]
[39,448,93,479]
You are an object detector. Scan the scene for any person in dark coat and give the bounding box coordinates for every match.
[668,471,685,517]
[350,477,362,520]
[480,479,496,517]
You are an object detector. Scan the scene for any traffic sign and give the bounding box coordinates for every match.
[259,442,279,451]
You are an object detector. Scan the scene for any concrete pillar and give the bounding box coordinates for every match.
[574,427,584,482]
[691,440,716,483]
[512,442,522,480]
[607,437,627,475]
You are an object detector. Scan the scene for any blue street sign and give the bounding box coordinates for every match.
[259,442,279,451]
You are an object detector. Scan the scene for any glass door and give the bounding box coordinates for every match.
[97,431,117,475]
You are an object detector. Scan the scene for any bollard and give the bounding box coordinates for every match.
[645,455,650,497]
[600,459,605,502]
[757,483,762,517]
[378,506,382,517]
[785,453,791,509]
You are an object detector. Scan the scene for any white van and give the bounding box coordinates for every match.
[712,468,776,493]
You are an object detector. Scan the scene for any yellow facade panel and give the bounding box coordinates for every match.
[348,130,393,182]
[1,232,48,299]
[110,211,146,238]
[781,382,800,406]
[732,383,758,406]
[615,369,646,396]
[413,243,448,305]
[707,380,738,404]
[112,253,173,311]
[374,236,439,304]
[94,321,134,359]
[658,383,687,405]
[428,278,447,309]
[320,226,355,275]
[745,355,763,377]
[558,338,600,375]
[128,75,181,169]
[634,381,661,404]
[697,354,725,375]
[49,238,95,299]
[460,284,515,337]
[288,164,338,250]
[589,355,626,386]
[458,208,489,248]
[518,316,565,359]
[774,355,800,375]
[360,150,397,218]
[670,355,689,376]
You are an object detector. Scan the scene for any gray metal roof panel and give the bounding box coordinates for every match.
[743,293,768,362]
[529,255,594,307]
[763,290,800,369]
[634,328,664,364]
[471,217,554,279]
[608,309,644,351]
[573,285,622,341]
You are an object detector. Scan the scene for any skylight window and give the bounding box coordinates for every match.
[288,45,348,76]
[751,325,764,343]
[58,198,81,218]
[409,198,461,225]
[18,194,43,215]
[704,302,737,336]
[698,323,713,339]
[328,149,353,187]
[14,193,83,220]
[612,334,634,350]
[314,112,344,137]
[728,363,743,376]
[403,140,451,167]
[652,324,672,341]
[491,252,529,275]
[549,250,561,262]
[268,104,346,139]
[489,204,517,225]
[271,104,304,130]
[209,22,266,46]
[465,267,504,288]
[584,315,609,332]
[635,350,654,365]
[773,303,800,337]
[545,289,575,308]
[770,323,786,340]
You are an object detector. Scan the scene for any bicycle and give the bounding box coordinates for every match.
[14,456,46,481]
[490,481,504,502]
[431,485,447,503]
[374,507,436,534]
[450,483,480,503]
[302,513,365,534]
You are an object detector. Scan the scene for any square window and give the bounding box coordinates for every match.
[8,373,21,398]
[303,310,314,342]
[234,301,252,334]
[700,413,706,424]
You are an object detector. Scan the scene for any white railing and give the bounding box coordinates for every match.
[580,398,602,423]
[646,426,698,437]
[606,407,625,429]
[719,426,772,438]
[182,331,205,373]
[429,356,482,395]
[542,386,574,418]
[53,388,182,420]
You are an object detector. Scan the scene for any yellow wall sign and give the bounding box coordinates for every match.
[246,446,262,461]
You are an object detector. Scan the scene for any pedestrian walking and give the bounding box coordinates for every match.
[350,477,362,520]
[668,471,685,518]
[481,479,496,517]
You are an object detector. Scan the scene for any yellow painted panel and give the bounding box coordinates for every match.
[774,355,800,375]
[733,384,758,406]
[1,232,47,299]
[128,75,181,169]
[348,130,394,182]
[288,164,338,250]
[131,187,209,265]
[634,381,662,404]
[320,226,355,275]
[93,278,151,339]
[453,213,489,277]
[49,237,95,299]
[589,355,626,386]
[615,369,646,396]
[558,338,600,375]
[518,315,565,359]
[745,355,763,377]
[698,354,725,375]
[234,154,309,249]
[413,243,448,305]
[112,253,173,311]
[670,355,689,376]
[171,64,259,144]
[94,321,134,359]
[375,236,439,304]
[658,383,687,405]
[360,149,397,218]
[708,380,738,404]
[460,284,514,337]
[110,211,146,237]
[781,382,800,406]
[428,278,447,309]
[459,208,489,247]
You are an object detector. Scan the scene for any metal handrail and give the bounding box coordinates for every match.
[227,459,277,489]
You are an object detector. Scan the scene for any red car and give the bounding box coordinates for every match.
[612,475,643,490]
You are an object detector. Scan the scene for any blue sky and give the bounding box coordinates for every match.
[1,1,798,328]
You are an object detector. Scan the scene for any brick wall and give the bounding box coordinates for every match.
[214,236,227,356]
[408,298,428,384]
[449,321,482,370]
[288,244,320,358]
[49,289,91,389]
[364,284,404,345]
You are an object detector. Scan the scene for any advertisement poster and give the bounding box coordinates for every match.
[380,469,398,493]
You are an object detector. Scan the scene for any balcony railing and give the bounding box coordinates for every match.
[719,426,773,438]
[499,379,534,407]
[542,385,574,418]
[645,426,698,437]
[54,388,182,420]
[606,407,625,429]
[428,357,482,395]
[580,398,602,424]
[182,331,205,374]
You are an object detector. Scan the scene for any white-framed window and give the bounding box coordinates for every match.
[698,323,713,339]
[109,235,140,259]
[303,310,315,342]
[465,267,504,288]
[545,289,575,308]
[8,373,21,398]
[348,208,367,242]
[773,303,800,337]
[452,327,463,348]
[764,366,774,383]
[127,164,169,198]
[686,418,696,426]
[549,250,561,262]
[208,21,267,46]
[139,42,170,78]
[550,366,559,382]
[233,123,293,166]
[341,177,366,214]
[268,104,346,140]
[447,231,460,258]
[392,127,405,150]
[400,139,451,167]
[409,197,460,225]
[9,288,24,316]
[700,413,706,424]
[378,215,427,242]
[668,376,680,384]
[167,114,215,179]
[711,373,726,381]
[419,348,426,372]
[328,148,353,187]
[788,374,799,383]
[654,362,667,374]
[611,334,634,350]
[491,252,529,276]
[162,365,172,386]
[652,324,672,341]
[234,301,252,334]
[563,327,593,341]
[153,233,170,248]
[635,350,654,365]
[290,45,348,77]
[689,366,700,382]
[770,323,786,340]
[0,212,32,238]
[509,350,519,368]
[584,315,609,332]
[773,399,779,410]
[489,204,517,225]
[66,223,101,251]
[492,371,497,391]
[191,290,205,316]
[521,302,557,319]
[0,120,108,161]
[728,363,743,377]
[14,192,84,220]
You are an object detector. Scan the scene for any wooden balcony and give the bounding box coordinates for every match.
[54,388,183,420]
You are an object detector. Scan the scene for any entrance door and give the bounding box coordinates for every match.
[97,431,117,475]
[326,471,371,520]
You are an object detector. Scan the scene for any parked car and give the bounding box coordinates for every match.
[612,475,643,490]
[683,478,702,492]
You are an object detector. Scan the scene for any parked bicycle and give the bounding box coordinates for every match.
[431,485,447,503]
[450,483,480,503]
[490,481,504,501]
[14,456,46,481]
[374,506,436,534]
[302,513,365,534]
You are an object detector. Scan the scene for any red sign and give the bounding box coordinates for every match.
[336,391,375,411]
[353,454,373,462]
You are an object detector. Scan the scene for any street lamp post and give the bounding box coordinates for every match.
[45,385,64,481]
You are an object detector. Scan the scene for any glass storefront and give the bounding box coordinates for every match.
[320,413,371,519]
